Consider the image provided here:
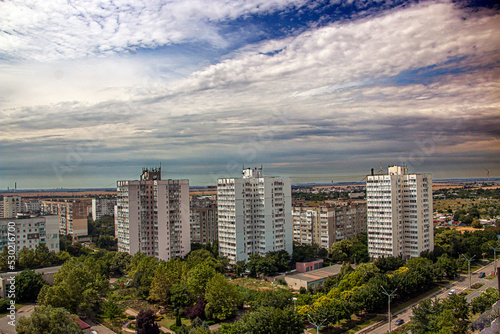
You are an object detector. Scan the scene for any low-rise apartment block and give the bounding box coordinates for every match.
[0,196,22,218]
[292,200,367,249]
[41,199,90,243]
[0,214,60,253]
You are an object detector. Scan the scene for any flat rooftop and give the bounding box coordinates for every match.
[287,264,355,283]
[0,265,62,279]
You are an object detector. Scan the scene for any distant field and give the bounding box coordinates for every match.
[434,198,500,212]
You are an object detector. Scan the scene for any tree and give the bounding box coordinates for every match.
[218,306,304,334]
[15,269,46,303]
[16,305,83,334]
[150,258,189,305]
[439,294,471,334]
[136,309,160,334]
[169,283,194,312]
[471,287,499,314]
[185,294,207,320]
[17,247,37,269]
[435,254,458,280]
[233,260,246,277]
[187,263,217,296]
[204,273,240,321]
[131,256,160,297]
[94,235,117,250]
[472,219,482,229]
[101,300,124,324]
[37,257,108,316]
[250,288,293,310]
[109,252,132,276]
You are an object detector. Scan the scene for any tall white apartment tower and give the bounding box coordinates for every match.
[116,168,190,261]
[217,167,293,264]
[366,164,433,259]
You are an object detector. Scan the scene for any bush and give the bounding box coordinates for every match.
[0,299,10,313]
[276,278,287,286]
[127,315,136,320]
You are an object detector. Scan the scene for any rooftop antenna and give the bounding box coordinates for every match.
[377,161,384,174]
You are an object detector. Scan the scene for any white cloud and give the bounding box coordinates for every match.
[0,0,307,61]
[1,1,499,187]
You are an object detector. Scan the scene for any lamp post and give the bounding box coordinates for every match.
[381,286,397,334]
[308,314,327,334]
[293,297,297,312]
[462,254,476,290]
[489,244,500,275]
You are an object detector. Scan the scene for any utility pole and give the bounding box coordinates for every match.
[462,254,476,290]
[489,244,500,275]
[381,286,397,334]
[308,314,327,334]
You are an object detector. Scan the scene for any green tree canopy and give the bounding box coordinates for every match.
[37,257,108,316]
[15,269,46,303]
[204,273,240,321]
[16,305,83,334]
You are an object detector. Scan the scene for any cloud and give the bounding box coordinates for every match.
[0,0,308,62]
[1,1,499,187]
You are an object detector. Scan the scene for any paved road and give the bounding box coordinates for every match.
[360,261,498,334]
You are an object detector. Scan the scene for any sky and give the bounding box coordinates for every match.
[1,0,499,189]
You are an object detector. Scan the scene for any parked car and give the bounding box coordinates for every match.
[449,289,456,295]
[395,319,405,326]
[479,272,486,278]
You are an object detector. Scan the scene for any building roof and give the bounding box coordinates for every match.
[286,264,352,283]
[0,265,62,279]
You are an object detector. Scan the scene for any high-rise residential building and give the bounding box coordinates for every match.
[217,167,292,264]
[92,198,117,221]
[292,200,367,249]
[366,164,433,259]
[116,168,190,261]
[40,199,90,243]
[0,214,60,253]
[190,196,218,245]
[0,196,22,218]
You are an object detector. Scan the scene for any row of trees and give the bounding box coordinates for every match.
[410,287,499,334]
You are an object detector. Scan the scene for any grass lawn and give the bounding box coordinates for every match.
[460,289,473,296]
[230,277,285,291]
[120,299,159,313]
[485,275,497,280]
[391,285,443,313]
[158,316,192,329]
[471,283,484,289]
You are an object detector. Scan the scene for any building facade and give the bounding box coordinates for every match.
[292,200,367,249]
[116,168,190,261]
[41,199,90,242]
[22,200,42,214]
[0,215,60,253]
[92,198,116,221]
[366,164,433,259]
[0,196,22,218]
[217,167,292,264]
[190,196,218,245]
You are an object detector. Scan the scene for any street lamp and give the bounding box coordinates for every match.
[308,314,327,334]
[489,244,500,275]
[293,297,297,312]
[381,286,397,334]
[462,254,476,290]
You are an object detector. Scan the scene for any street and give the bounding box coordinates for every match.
[359,261,498,334]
